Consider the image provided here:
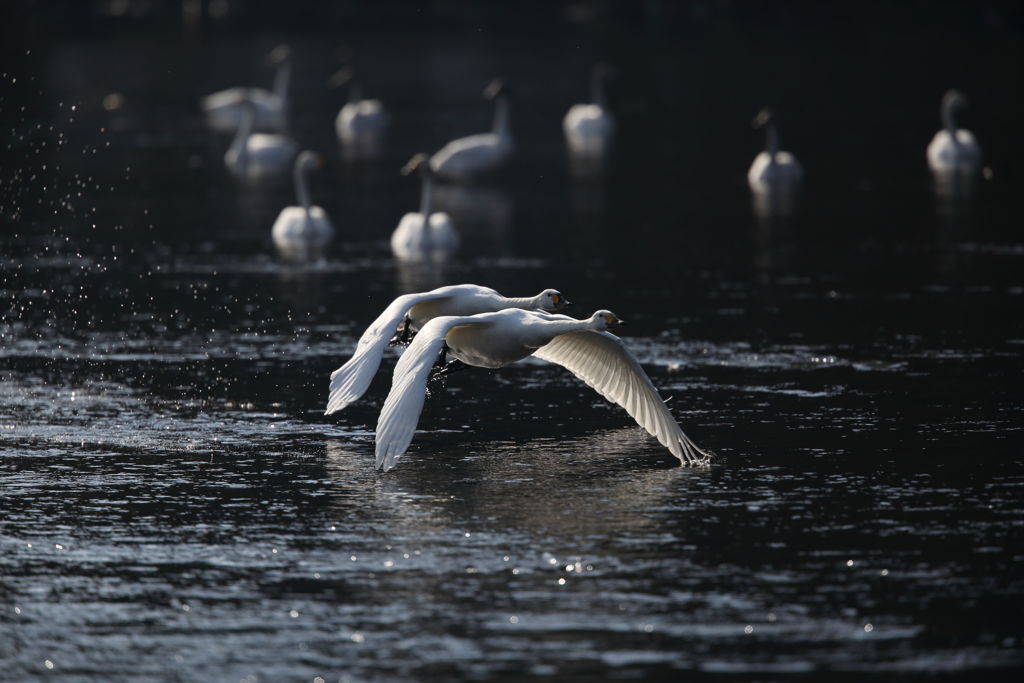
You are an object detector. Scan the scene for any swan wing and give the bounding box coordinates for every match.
[324,291,454,415]
[533,330,710,466]
[375,316,493,471]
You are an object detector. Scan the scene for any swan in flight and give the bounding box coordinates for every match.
[747,108,803,192]
[201,45,291,133]
[927,89,981,173]
[324,285,567,415]
[391,153,459,260]
[373,309,711,471]
[224,101,298,178]
[430,79,513,180]
[272,151,334,258]
[563,64,616,154]
[331,67,389,148]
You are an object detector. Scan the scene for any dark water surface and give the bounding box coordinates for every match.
[2,3,1024,681]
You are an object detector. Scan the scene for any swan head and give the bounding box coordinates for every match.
[266,44,291,66]
[484,78,509,100]
[752,107,774,129]
[402,153,431,177]
[591,310,623,330]
[535,289,569,311]
[295,150,325,172]
[943,89,968,112]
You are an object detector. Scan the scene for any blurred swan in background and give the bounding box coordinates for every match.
[331,66,388,154]
[927,89,981,173]
[563,63,616,156]
[430,79,513,180]
[391,153,459,261]
[272,151,334,259]
[324,285,567,415]
[747,107,803,192]
[372,309,712,471]
[224,101,298,178]
[201,45,290,133]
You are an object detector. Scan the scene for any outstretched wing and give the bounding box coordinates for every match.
[375,316,492,471]
[533,331,710,466]
[324,292,452,415]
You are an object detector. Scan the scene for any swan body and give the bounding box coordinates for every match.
[373,309,711,471]
[272,151,334,256]
[927,90,981,172]
[563,65,615,153]
[430,80,513,180]
[391,212,458,259]
[224,102,298,178]
[202,49,290,133]
[324,285,567,415]
[391,153,459,260]
[336,98,388,145]
[747,108,803,192]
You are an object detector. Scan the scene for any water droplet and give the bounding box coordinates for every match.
[744,625,754,634]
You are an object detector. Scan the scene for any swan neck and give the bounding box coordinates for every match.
[941,99,958,136]
[272,62,291,102]
[294,160,312,211]
[503,296,539,309]
[349,81,363,104]
[229,107,253,162]
[765,123,779,162]
[590,70,608,109]
[418,171,434,219]
[492,95,511,140]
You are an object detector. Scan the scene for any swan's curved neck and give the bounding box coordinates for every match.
[941,99,958,136]
[229,108,254,163]
[418,171,434,218]
[492,95,511,140]
[764,123,779,163]
[502,295,542,309]
[544,315,604,335]
[294,161,312,212]
[349,81,363,104]
[272,62,291,102]
[590,71,608,109]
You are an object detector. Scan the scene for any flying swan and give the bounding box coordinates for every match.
[372,308,711,471]
[324,285,567,415]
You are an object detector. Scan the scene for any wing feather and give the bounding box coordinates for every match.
[324,292,453,415]
[533,330,711,466]
[374,316,493,471]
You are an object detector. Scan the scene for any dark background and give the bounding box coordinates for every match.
[1,1,1023,681]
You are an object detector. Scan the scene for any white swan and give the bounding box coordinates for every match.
[272,151,334,258]
[391,153,459,261]
[373,309,711,471]
[747,108,803,192]
[324,285,567,415]
[332,68,389,147]
[224,101,298,178]
[563,64,616,154]
[201,45,290,133]
[927,89,981,172]
[430,79,513,180]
